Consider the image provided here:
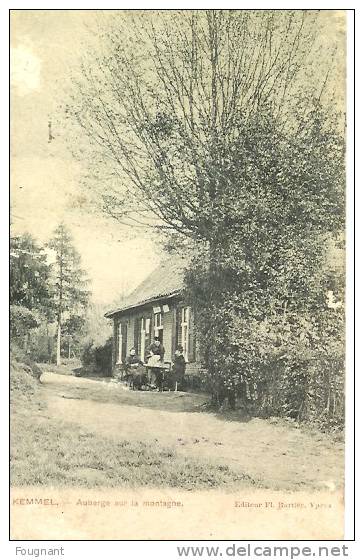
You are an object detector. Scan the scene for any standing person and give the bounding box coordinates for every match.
[146,336,165,391]
[147,336,165,361]
[171,345,186,391]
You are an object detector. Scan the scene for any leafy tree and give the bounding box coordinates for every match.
[62,314,87,358]
[83,303,113,347]
[47,224,90,365]
[66,11,345,426]
[10,233,54,355]
[10,305,40,339]
[10,233,54,317]
[66,11,343,235]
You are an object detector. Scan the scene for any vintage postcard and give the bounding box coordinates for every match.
[10,9,348,540]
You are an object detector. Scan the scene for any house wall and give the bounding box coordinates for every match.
[111,297,201,377]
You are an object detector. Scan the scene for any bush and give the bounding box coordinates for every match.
[81,340,96,369]
[10,361,38,395]
[185,245,345,432]
[10,342,42,378]
[81,338,113,376]
[95,337,113,375]
[10,343,42,397]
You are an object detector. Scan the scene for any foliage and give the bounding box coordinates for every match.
[61,314,87,357]
[81,337,113,375]
[67,11,345,429]
[185,235,345,430]
[30,337,55,363]
[94,338,113,374]
[180,99,345,430]
[10,343,43,389]
[10,228,91,365]
[48,224,90,363]
[10,305,40,338]
[81,340,96,369]
[83,303,113,347]
[10,360,38,396]
[66,11,343,236]
[10,234,55,363]
[10,233,54,319]
[47,224,90,315]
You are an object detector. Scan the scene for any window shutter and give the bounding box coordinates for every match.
[171,306,177,355]
[188,308,196,363]
[145,316,151,352]
[112,320,117,367]
[176,306,182,347]
[150,311,154,341]
[134,318,139,355]
[122,324,128,360]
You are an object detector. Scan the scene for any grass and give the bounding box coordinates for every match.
[11,367,255,490]
[11,406,254,489]
[37,359,81,376]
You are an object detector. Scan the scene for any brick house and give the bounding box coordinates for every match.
[105,258,200,376]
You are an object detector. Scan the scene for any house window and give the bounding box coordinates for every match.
[154,311,163,343]
[181,306,190,361]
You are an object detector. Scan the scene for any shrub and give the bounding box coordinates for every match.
[10,361,38,395]
[94,337,113,375]
[185,242,345,432]
[81,338,113,376]
[10,343,42,396]
[81,340,96,369]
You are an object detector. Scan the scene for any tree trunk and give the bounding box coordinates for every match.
[68,340,71,360]
[56,320,61,366]
[46,323,51,363]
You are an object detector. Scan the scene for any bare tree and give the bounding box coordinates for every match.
[65,10,342,241]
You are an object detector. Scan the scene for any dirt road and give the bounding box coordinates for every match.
[41,372,344,492]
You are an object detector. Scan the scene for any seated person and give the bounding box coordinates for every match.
[170,345,186,391]
[126,347,143,368]
[124,348,144,385]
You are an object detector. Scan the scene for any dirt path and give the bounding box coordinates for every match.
[41,372,344,492]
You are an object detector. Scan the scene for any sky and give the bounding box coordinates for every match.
[10,10,160,306]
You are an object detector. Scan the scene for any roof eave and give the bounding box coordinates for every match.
[104,289,182,318]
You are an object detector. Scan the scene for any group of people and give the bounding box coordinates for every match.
[124,336,186,391]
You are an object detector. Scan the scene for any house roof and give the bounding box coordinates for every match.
[104,257,186,317]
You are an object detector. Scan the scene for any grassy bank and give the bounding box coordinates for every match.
[11,410,254,489]
[10,364,256,490]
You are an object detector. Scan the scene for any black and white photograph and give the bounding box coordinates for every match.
[10,8,348,540]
